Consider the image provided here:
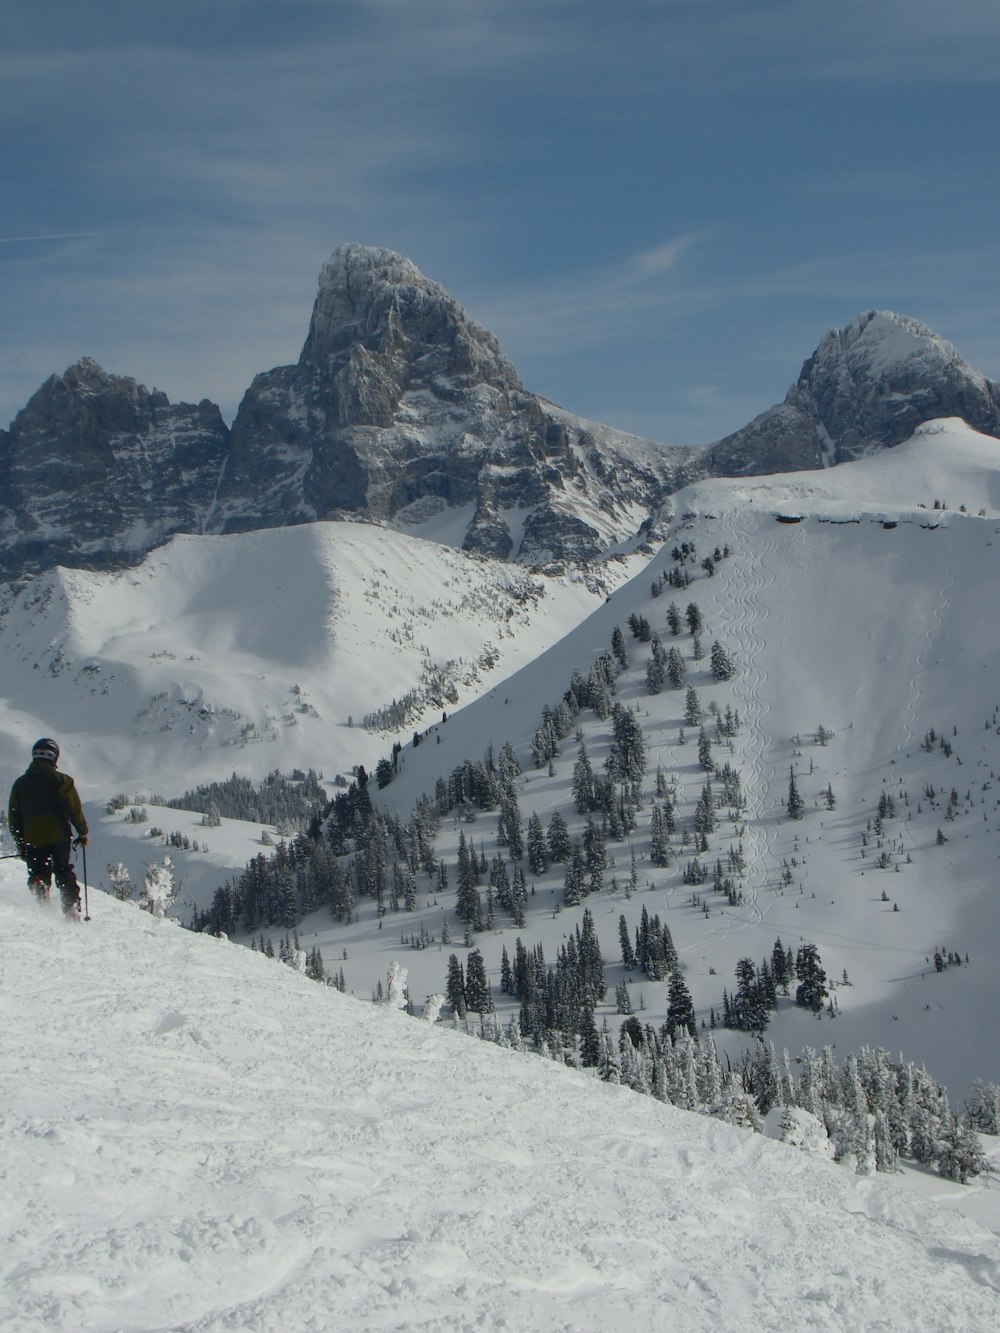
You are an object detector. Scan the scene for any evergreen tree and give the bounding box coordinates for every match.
[526,811,548,875]
[619,913,637,969]
[666,970,697,1041]
[665,645,686,689]
[650,804,672,867]
[563,843,586,906]
[464,949,494,1014]
[693,782,717,837]
[497,789,524,862]
[786,767,805,821]
[547,809,572,863]
[598,1020,622,1084]
[697,726,714,773]
[455,831,480,924]
[445,954,466,1017]
[611,625,629,671]
[684,686,703,726]
[937,1115,988,1183]
[771,936,793,995]
[572,744,596,814]
[646,638,667,694]
[583,816,607,895]
[710,640,735,681]
[579,1007,602,1067]
[795,943,828,1012]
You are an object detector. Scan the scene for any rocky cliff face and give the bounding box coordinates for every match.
[703,310,1000,476]
[2,263,997,586]
[0,359,229,582]
[212,244,691,561]
[0,248,693,582]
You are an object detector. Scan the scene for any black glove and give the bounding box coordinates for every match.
[74,835,88,848]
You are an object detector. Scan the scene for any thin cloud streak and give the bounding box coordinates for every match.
[0,232,102,244]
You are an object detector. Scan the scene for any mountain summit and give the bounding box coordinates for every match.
[213,243,688,561]
[704,310,1000,475]
[1,252,997,583]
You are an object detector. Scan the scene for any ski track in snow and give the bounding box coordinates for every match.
[715,508,778,941]
[3,872,1000,1333]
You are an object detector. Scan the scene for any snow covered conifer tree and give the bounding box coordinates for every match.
[684,686,703,726]
[107,861,135,901]
[140,856,176,918]
[547,809,572,863]
[710,640,735,682]
[611,625,629,671]
[386,961,408,1009]
[937,1115,988,1183]
[786,767,805,821]
[665,646,686,690]
[572,743,596,813]
[598,1020,622,1084]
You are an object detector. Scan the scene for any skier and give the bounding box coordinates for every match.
[8,738,89,918]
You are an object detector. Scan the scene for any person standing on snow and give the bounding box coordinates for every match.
[8,738,89,918]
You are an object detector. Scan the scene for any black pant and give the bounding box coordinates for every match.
[26,841,81,911]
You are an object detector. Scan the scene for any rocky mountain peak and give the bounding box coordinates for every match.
[703,309,1000,476]
[0,359,229,582]
[212,247,682,556]
[300,243,522,394]
[3,249,998,586]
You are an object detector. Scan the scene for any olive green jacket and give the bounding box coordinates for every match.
[8,758,88,850]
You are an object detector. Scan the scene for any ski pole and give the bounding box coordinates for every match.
[81,841,90,921]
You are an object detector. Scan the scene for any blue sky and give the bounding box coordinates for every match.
[3,0,999,446]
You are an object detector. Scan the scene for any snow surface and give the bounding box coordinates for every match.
[5,418,1000,1328]
[269,418,1000,1105]
[0,521,640,799]
[3,870,1000,1333]
[5,419,1000,1108]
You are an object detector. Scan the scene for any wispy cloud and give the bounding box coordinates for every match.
[468,232,717,358]
[0,232,102,244]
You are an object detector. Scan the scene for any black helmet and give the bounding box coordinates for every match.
[32,737,60,764]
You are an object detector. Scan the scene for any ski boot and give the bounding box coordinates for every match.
[28,876,50,904]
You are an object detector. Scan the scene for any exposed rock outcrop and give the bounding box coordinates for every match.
[0,358,229,582]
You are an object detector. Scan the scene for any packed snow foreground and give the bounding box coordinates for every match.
[2,867,1000,1332]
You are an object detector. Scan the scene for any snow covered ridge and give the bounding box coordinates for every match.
[2,869,1000,1333]
[0,519,642,798]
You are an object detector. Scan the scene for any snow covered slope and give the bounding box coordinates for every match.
[2,868,999,1333]
[272,419,1000,1103]
[0,520,638,798]
[4,419,1000,1108]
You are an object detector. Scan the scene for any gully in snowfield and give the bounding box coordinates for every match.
[8,738,89,919]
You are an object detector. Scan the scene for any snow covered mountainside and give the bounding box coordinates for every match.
[3,870,1000,1333]
[0,521,641,799]
[4,419,1000,1329]
[155,417,1000,1106]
